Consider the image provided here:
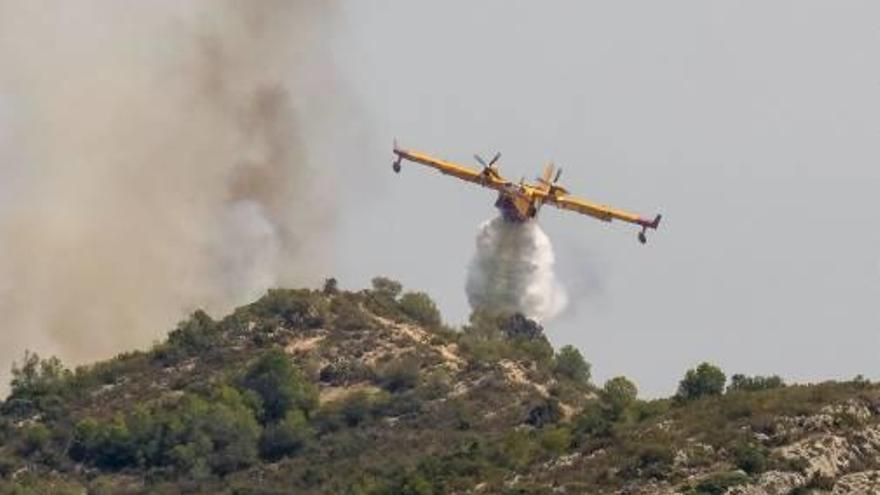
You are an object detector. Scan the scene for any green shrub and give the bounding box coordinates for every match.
[676,363,726,402]
[511,338,555,370]
[197,388,262,475]
[464,309,509,340]
[525,399,562,428]
[331,295,376,332]
[624,441,675,480]
[319,358,374,386]
[246,289,326,329]
[731,442,767,474]
[377,357,421,393]
[572,401,613,442]
[803,473,836,491]
[396,473,433,495]
[630,399,671,422]
[69,415,136,470]
[0,453,17,479]
[553,346,591,385]
[539,427,572,455]
[315,390,389,432]
[370,277,403,300]
[162,310,220,363]
[339,391,376,427]
[458,335,510,368]
[72,351,149,389]
[398,292,442,327]
[420,370,452,400]
[601,377,638,420]
[373,392,423,418]
[15,423,51,457]
[259,410,312,461]
[240,350,318,423]
[494,431,538,469]
[693,471,749,494]
[71,387,262,476]
[361,277,408,322]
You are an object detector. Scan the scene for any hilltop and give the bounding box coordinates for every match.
[2,278,880,495]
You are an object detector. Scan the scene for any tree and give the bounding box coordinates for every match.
[371,277,403,300]
[3,351,70,417]
[398,292,442,327]
[727,374,785,393]
[166,310,219,357]
[553,345,591,385]
[71,387,262,476]
[601,376,638,419]
[9,352,68,396]
[240,350,318,423]
[323,277,339,295]
[177,388,262,476]
[676,362,726,401]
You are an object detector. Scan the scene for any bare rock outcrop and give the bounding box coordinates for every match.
[726,471,806,495]
[832,470,880,494]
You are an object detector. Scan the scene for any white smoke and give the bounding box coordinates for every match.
[466,216,568,321]
[214,200,283,305]
[0,1,345,388]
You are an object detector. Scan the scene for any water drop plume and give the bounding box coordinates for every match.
[466,216,568,321]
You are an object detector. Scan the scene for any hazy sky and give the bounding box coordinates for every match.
[331,1,880,396]
[1,2,878,398]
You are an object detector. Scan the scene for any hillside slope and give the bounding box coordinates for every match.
[1,279,879,495]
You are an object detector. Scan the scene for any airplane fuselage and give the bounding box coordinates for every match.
[494,186,541,223]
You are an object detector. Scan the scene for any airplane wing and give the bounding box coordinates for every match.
[546,193,661,231]
[392,145,510,191]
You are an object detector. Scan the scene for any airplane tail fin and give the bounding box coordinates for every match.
[539,163,554,185]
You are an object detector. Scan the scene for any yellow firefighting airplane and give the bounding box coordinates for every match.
[392,143,661,244]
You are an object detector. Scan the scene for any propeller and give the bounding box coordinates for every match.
[489,152,501,166]
[538,164,567,196]
[537,164,564,185]
[474,152,502,169]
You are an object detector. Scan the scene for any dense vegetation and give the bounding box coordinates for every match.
[0,278,877,494]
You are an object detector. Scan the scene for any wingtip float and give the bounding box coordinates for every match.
[392,141,662,244]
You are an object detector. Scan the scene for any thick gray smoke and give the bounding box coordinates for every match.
[0,1,342,386]
[466,216,569,321]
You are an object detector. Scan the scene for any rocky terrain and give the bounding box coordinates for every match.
[1,279,879,494]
